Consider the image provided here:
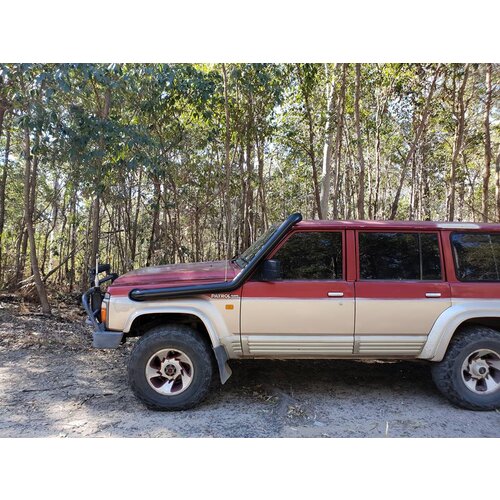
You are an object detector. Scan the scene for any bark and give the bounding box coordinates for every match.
[319,64,337,219]
[90,87,111,263]
[482,63,492,222]
[243,134,254,249]
[448,64,469,221]
[23,128,51,314]
[0,123,9,283]
[0,104,6,138]
[0,77,8,138]
[256,136,267,229]
[496,147,500,222]
[297,65,322,218]
[69,184,77,291]
[146,177,161,266]
[131,166,143,264]
[331,65,347,219]
[221,64,233,257]
[354,64,366,219]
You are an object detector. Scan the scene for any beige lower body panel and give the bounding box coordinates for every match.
[240,297,355,358]
[241,298,354,335]
[352,298,451,358]
[355,298,451,335]
[243,335,353,358]
[353,335,428,357]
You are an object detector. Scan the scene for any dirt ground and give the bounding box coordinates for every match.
[1,297,499,438]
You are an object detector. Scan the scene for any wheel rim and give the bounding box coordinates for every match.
[145,349,194,396]
[461,348,500,395]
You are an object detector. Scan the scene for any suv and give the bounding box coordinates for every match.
[83,213,500,411]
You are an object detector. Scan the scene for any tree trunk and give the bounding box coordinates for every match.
[448,64,469,221]
[0,122,9,283]
[482,63,492,222]
[256,136,268,229]
[90,87,111,263]
[319,64,337,219]
[354,64,366,219]
[221,64,233,257]
[495,147,500,221]
[146,177,161,266]
[305,92,321,219]
[332,65,347,219]
[131,166,142,264]
[23,128,51,314]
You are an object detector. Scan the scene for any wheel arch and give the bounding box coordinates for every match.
[123,306,232,384]
[127,312,211,342]
[419,301,500,361]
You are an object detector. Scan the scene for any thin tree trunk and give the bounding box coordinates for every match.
[221,64,233,257]
[354,64,366,219]
[0,123,9,283]
[91,87,111,263]
[23,128,51,314]
[332,65,347,219]
[131,166,142,264]
[305,91,322,219]
[482,63,492,222]
[319,64,337,219]
[256,136,267,229]
[448,64,469,221]
[146,177,161,267]
[495,147,500,221]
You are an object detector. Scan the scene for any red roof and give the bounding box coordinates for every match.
[295,219,500,231]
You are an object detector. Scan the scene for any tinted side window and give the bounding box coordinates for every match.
[359,232,442,280]
[273,232,343,280]
[451,232,500,281]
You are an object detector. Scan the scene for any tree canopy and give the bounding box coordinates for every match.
[0,63,498,312]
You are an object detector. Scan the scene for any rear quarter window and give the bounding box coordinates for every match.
[451,232,500,281]
[359,232,442,280]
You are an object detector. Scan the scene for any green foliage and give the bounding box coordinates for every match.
[0,63,498,291]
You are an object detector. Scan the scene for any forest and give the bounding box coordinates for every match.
[0,63,498,314]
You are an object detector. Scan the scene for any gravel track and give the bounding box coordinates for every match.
[1,300,499,438]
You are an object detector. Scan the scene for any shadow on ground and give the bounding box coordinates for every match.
[1,304,499,437]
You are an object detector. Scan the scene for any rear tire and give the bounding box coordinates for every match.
[128,324,214,411]
[431,325,500,411]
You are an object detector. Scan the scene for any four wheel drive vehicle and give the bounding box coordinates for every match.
[82,213,500,411]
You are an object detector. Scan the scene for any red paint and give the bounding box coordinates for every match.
[242,280,354,299]
[295,220,500,231]
[450,283,500,299]
[109,260,239,297]
[108,219,500,300]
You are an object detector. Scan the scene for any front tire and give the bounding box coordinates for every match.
[431,325,500,411]
[128,324,214,411]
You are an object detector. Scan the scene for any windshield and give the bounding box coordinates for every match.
[235,224,279,268]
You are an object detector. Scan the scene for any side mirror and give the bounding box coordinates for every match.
[260,259,282,281]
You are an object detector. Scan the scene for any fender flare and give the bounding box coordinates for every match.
[418,300,500,361]
[123,302,233,383]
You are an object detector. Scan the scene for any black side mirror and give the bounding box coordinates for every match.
[260,259,282,281]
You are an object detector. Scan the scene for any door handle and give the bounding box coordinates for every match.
[328,292,344,297]
[425,292,442,298]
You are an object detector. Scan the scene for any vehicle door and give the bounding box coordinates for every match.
[240,229,355,357]
[354,230,451,357]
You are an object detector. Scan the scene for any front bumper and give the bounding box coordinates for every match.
[82,287,123,349]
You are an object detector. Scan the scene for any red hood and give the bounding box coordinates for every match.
[110,260,240,289]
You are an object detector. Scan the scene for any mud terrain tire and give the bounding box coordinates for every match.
[128,324,214,411]
[431,325,500,411]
